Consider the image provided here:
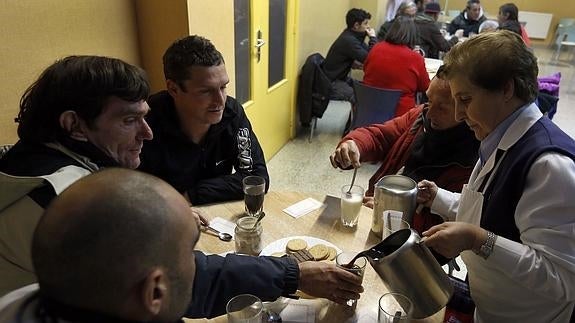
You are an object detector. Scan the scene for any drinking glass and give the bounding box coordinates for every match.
[243,176,266,216]
[335,252,366,309]
[340,184,364,227]
[378,292,413,323]
[382,210,410,240]
[227,294,263,323]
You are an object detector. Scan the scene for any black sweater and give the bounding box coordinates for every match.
[140,91,269,205]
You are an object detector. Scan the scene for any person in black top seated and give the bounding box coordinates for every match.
[322,8,377,104]
[140,35,269,205]
[447,0,486,37]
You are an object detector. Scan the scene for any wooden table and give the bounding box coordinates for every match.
[189,191,443,322]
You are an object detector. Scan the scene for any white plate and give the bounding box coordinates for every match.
[260,235,342,256]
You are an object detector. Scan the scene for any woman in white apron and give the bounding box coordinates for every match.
[416,30,575,322]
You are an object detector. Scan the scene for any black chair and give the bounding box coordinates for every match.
[351,81,402,129]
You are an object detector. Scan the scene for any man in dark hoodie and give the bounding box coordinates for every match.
[140,35,269,205]
[322,8,377,103]
[447,0,486,37]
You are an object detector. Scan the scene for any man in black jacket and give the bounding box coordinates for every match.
[139,35,269,205]
[322,8,377,103]
[447,0,486,37]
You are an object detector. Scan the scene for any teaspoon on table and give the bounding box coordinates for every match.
[203,225,233,242]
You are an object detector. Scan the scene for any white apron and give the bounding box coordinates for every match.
[456,150,509,323]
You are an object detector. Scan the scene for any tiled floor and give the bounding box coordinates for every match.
[268,44,575,196]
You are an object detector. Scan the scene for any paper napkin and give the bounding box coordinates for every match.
[208,217,236,239]
[283,198,324,218]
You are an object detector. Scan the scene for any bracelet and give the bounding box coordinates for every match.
[474,230,497,259]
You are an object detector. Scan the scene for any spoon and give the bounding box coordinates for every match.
[346,167,358,197]
[203,225,233,242]
[253,211,266,228]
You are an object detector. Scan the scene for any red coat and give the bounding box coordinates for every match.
[363,42,430,117]
[341,107,476,233]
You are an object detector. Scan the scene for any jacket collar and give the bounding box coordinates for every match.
[474,103,541,183]
[150,90,236,142]
[345,28,367,40]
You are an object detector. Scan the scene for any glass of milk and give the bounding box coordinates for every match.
[340,185,364,227]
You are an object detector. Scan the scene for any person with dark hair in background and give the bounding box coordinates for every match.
[364,16,430,117]
[447,0,486,37]
[418,30,575,322]
[322,8,377,103]
[139,35,269,205]
[497,3,531,46]
[415,2,461,58]
[0,169,364,321]
[0,55,153,297]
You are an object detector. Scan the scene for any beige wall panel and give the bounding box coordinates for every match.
[297,0,352,69]
[135,0,189,93]
[443,0,575,44]
[0,0,140,144]
[186,1,236,97]
[351,0,387,27]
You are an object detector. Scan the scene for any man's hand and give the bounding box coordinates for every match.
[454,29,464,38]
[330,140,361,169]
[363,196,374,209]
[298,261,364,305]
[190,207,209,227]
[416,180,438,207]
[422,222,487,258]
[366,27,376,38]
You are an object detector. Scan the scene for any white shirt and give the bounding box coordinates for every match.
[431,104,575,322]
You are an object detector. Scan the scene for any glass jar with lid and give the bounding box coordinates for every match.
[235,216,263,256]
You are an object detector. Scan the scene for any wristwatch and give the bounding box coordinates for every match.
[474,230,497,259]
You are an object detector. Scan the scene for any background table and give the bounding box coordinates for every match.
[191,191,443,322]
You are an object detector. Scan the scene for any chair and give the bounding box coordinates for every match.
[554,18,575,46]
[553,25,575,61]
[297,53,332,143]
[351,81,402,129]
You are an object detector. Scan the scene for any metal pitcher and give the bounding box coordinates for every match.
[372,175,417,237]
[367,229,453,319]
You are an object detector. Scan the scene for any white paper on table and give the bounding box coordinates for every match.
[208,217,236,239]
[279,302,316,323]
[354,307,377,323]
[283,198,325,218]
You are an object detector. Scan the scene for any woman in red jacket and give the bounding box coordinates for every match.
[363,16,430,117]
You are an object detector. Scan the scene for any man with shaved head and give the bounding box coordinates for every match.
[0,168,197,322]
[0,168,364,320]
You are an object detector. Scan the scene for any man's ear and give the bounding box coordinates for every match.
[352,22,361,31]
[141,268,167,316]
[166,79,181,98]
[59,111,88,142]
[503,79,515,102]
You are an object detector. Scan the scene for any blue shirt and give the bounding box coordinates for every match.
[479,103,530,166]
